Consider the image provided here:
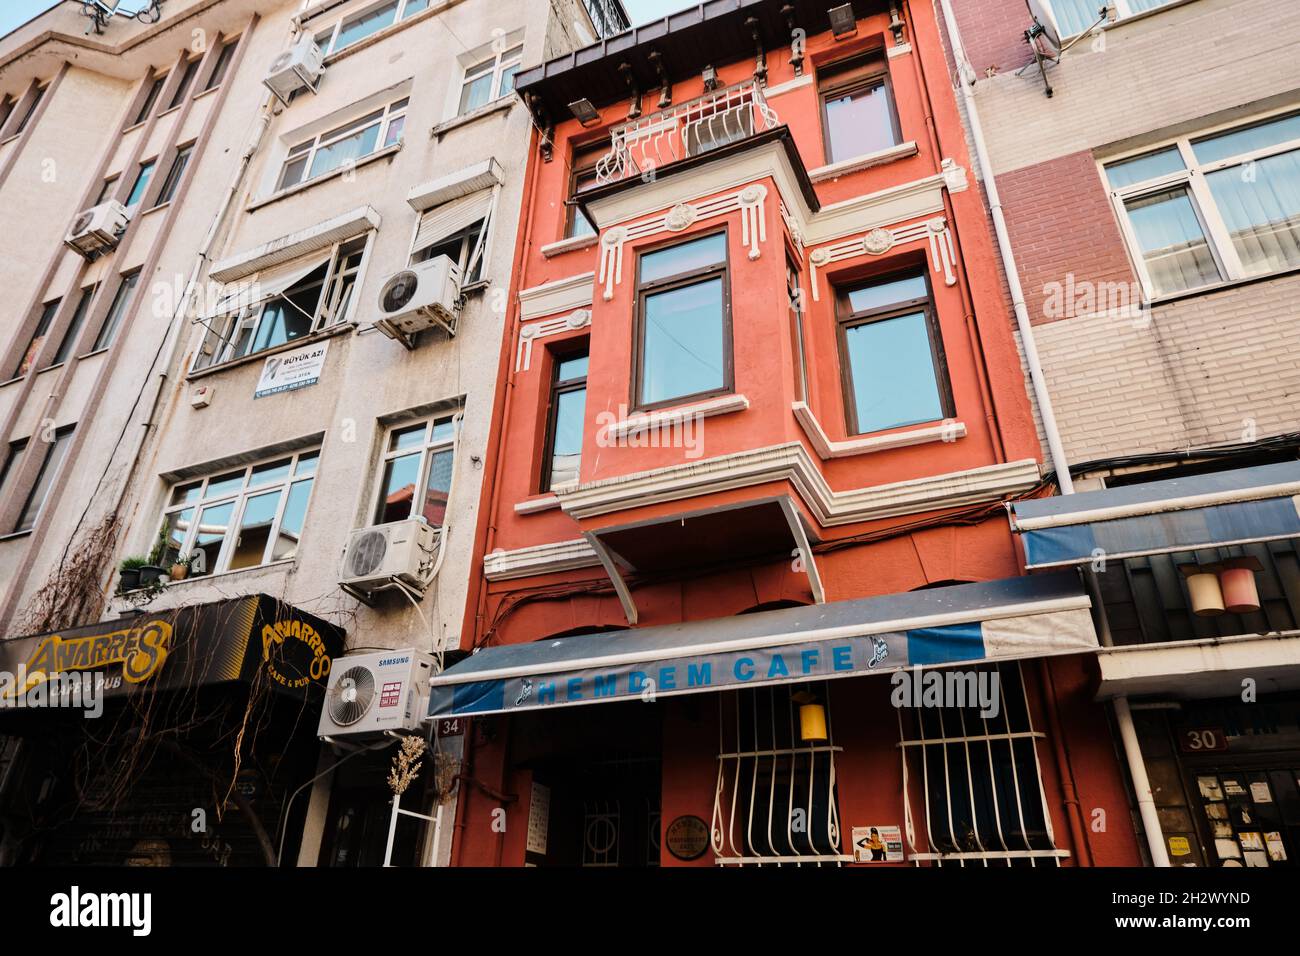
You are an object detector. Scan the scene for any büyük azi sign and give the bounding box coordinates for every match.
[254,340,329,399]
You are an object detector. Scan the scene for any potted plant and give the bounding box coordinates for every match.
[139,529,169,587]
[169,553,192,581]
[118,556,149,593]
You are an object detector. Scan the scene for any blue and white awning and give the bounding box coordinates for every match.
[428,573,1097,718]
[1011,462,1300,570]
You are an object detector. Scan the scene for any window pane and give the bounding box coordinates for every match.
[204,41,237,91]
[389,424,427,451]
[422,447,454,526]
[335,1,398,51]
[51,288,94,366]
[1105,146,1185,189]
[556,354,589,381]
[1124,187,1223,295]
[1047,0,1108,35]
[846,274,928,313]
[125,161,155,208]
[161,507,194,566]
[376,452,420,523]
[430,417,456,443]
[403,0,430,14]
[155,147,191,205]
[459,71,493,114]
[229,489,282,570]
[295,451,319,476]
[191,500,235,576]
[167,58,200,110]
[92,273,139,352]
[204,470,246,499]
[1204,152,1300,276]
[548,386,586,489]
[844,311,944,433]
[16,430,73,534]
[273,479,313,561]
[13,299,59,378]
[309,122,381,179]
[823,80,897,164]
[497,61,520,98]
[640,277,725,406]
[250,457,292,487]
[170,480,202,506]
[639,233,727,283]
[1193,113,1300,165]
[278,154,310,191]
[0,441,27,509]
[383,113,405,148]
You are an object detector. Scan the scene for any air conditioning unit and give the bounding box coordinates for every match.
[263,36,325,105]
[373,256,463,341]
[65,200,129,260]
[317,648,434,739]
[340,518,441,593]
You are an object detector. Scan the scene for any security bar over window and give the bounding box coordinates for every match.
[899,661,1067,867]
[712,683,850,866]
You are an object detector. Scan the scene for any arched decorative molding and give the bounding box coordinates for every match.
[808,216,957,301]
[597,183,770,301]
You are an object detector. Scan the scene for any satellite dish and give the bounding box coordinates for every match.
[1026,0,1062,52]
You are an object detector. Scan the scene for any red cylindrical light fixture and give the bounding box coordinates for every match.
[1219,557,1264,614]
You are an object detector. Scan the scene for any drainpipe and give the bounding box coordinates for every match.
[935,0,1169,867]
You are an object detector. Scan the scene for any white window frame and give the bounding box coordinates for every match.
[196,234,372,371]
[313,0,430,57]
[276,97,408,193]
[370,413,459,529]
[456,43,523,117]
[1041,0,1183,39]
[1101,105,1300,301]
[158,447,320,577]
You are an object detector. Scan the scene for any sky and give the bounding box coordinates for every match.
[1,0,696,37]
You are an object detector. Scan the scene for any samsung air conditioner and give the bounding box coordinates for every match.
[373,256,463,342]
[263,36,325,105]
[65,200,129,260]
[340,518,441,593]
[317,648,434,740]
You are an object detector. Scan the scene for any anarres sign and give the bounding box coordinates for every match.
[0,596,343,706]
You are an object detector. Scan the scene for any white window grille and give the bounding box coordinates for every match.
[711,683,851,866]
[899,661,1069,867]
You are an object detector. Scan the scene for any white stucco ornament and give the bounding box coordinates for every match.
[862,228,894,255]
[567,309,591,328]
[665,203,697,231]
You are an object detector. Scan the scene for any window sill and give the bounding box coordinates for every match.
[514,490,571,515]
[0,133,20,147]
[808,141,919,183]
[793,401,965,459]
[77,347,111,362]
[542,233,599,258]
[602,394,749,443]
[192,85,220,103]
[0,374,23,388]
[187,321,354,381]
[158,104,183,120]
[143,201,172,215]
[118,559,297,599]
[247,143,403,212]
[432,96,515,139]
[0,529,33,544]
[121,119,148,135]
[1150,262,1300,308]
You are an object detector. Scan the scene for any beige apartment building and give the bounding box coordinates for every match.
[947,0,1300,868]
[0,0,626,867]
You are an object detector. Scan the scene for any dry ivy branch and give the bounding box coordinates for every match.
[388,736,427,796]
[13,512,120,637]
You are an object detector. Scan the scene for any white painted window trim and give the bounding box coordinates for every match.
[1041,0,1192,40]
[158,446,320,577]
[452,36,524,120]
[276,97,409,194]
[807,140,918,183]
[599,394,749,443]
[369,412,460,529]
[1100,104,1300,301]
[312,0,432,57]
[792,401,966,459]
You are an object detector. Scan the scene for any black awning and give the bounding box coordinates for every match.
[0,595,344,706]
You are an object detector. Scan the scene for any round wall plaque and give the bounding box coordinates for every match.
[665,815,710,861]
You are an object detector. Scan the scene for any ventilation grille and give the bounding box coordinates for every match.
[347,529,388,578]
[380,271,420,314]
[327,665,376,726]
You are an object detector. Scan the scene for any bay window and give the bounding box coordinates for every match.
[276,98,408,192]
[158,448,319,576]
[1106,110,1300,297]
[372,415,457,527]
[634,231,732,410]
[196,236,368,370]
[836,270,952,435]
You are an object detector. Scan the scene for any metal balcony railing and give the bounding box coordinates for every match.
[584,0,631,39]
[594,79,781,188]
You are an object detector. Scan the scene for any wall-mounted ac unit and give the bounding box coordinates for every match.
[65,200,129,260]
[340,518,441,593]
[373,256,462,342]
[264,36,325,105]
[317,648,434,740]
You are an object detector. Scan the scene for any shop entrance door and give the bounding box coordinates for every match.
[1184,760,1300,867]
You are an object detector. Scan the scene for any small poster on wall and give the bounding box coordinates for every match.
[526,782,550,855]
[254,340,329,398]
[853,825,904,863]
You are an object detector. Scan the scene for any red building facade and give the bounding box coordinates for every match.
[442,0,1143,868]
